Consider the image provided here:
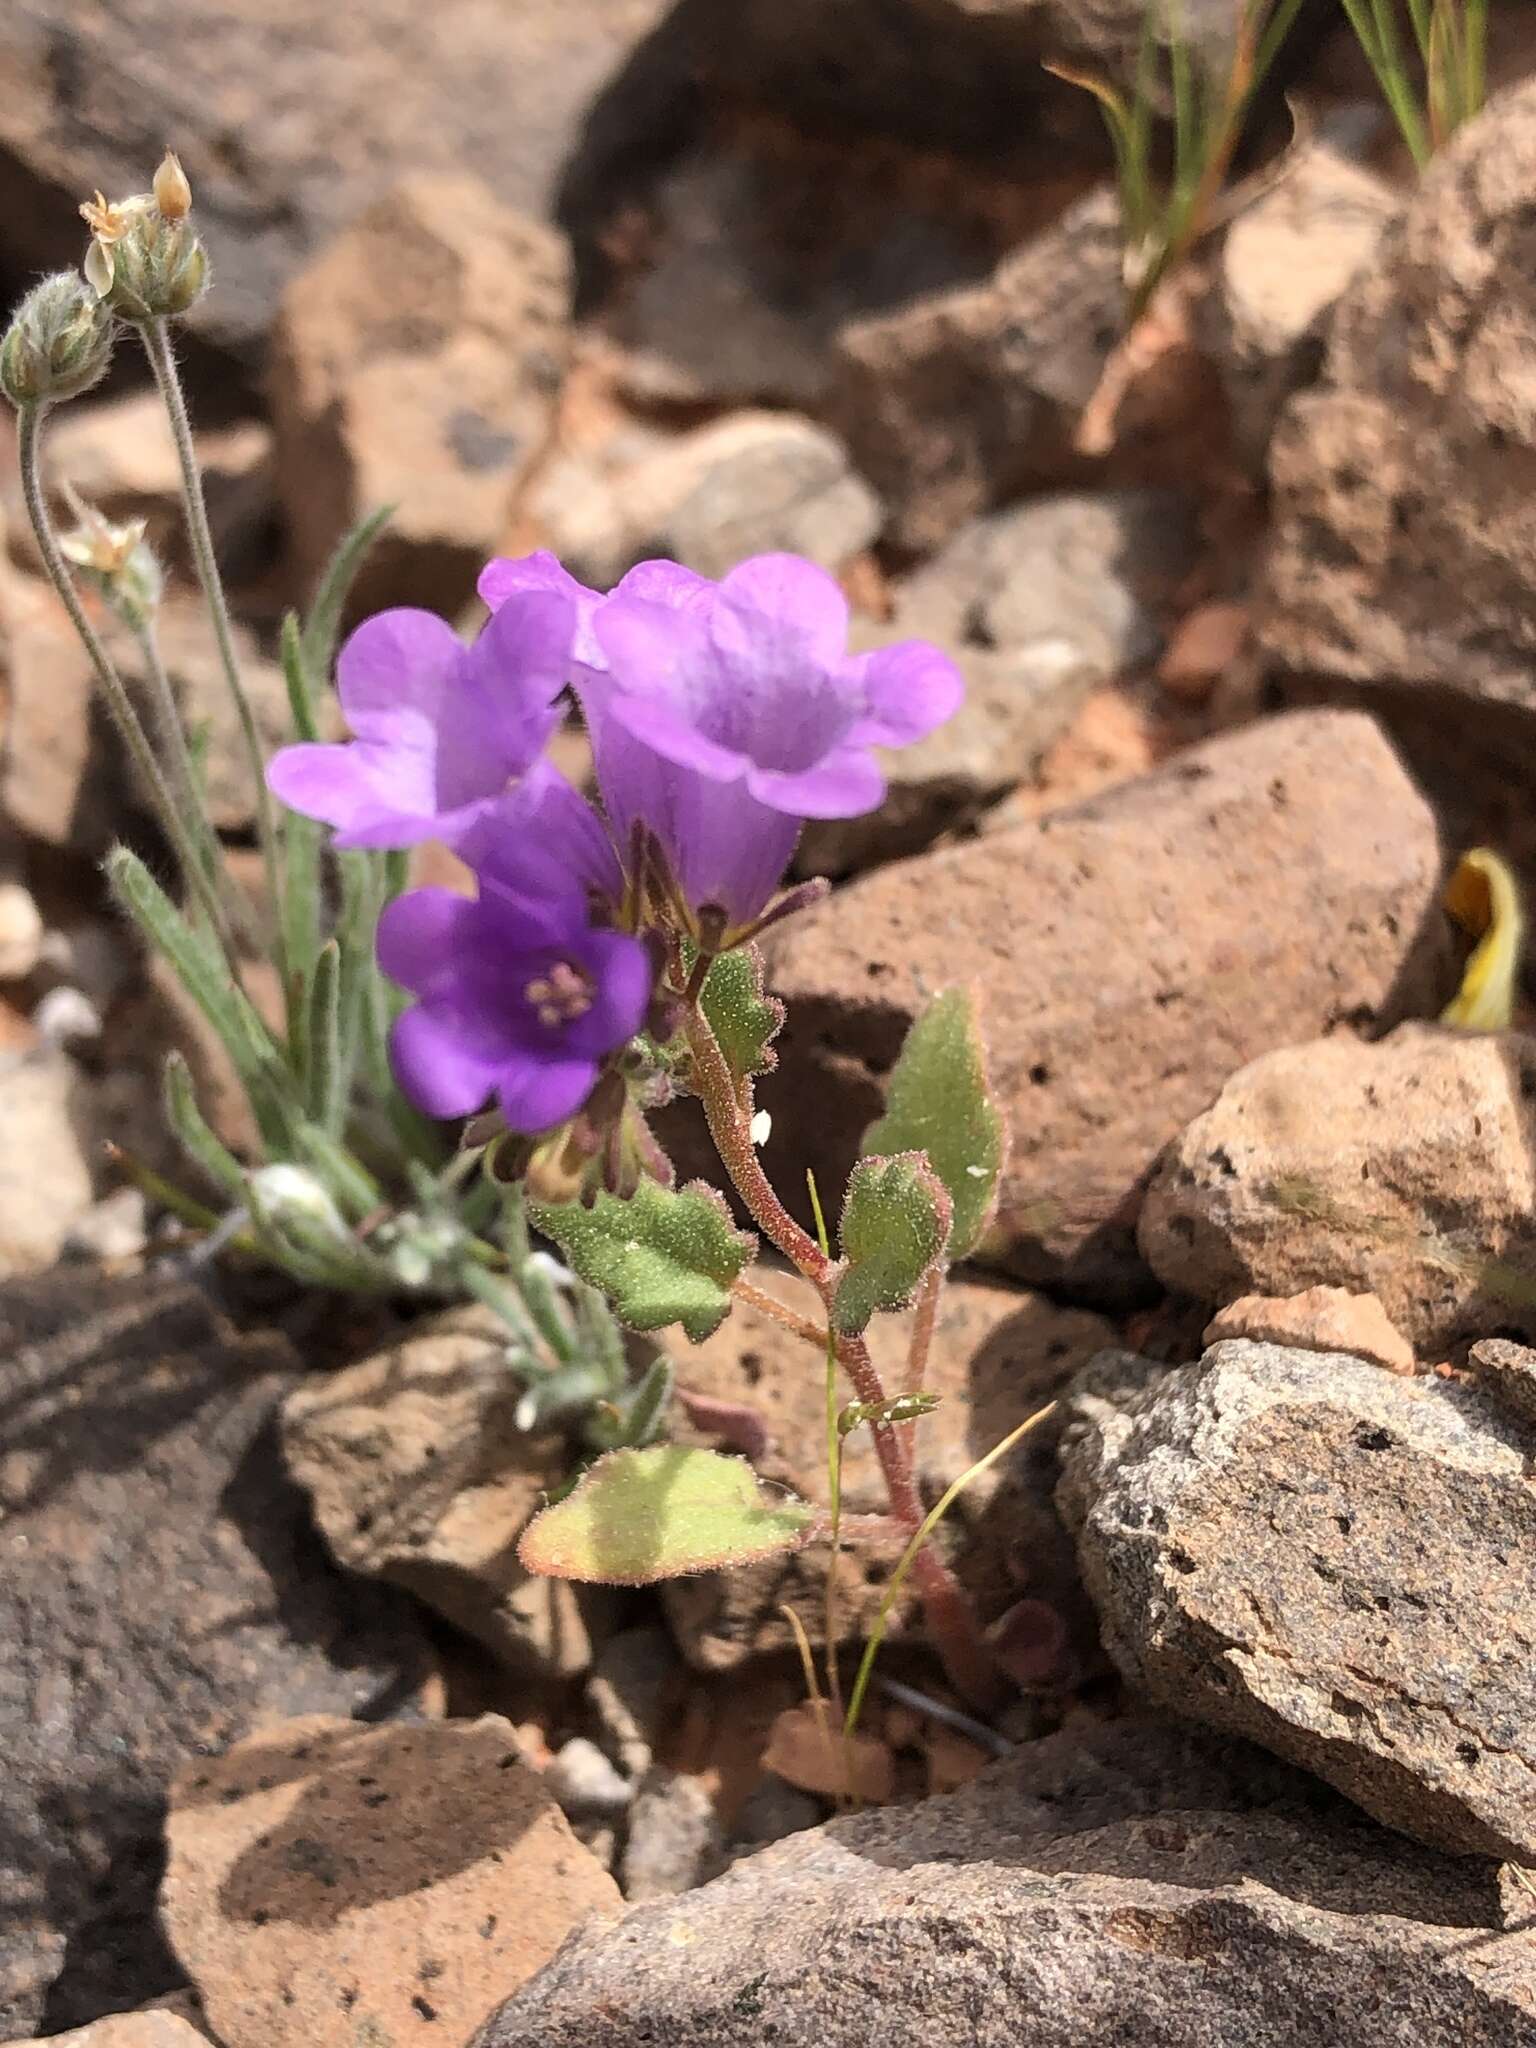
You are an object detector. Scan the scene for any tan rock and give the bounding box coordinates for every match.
[281,1307,614,1679]
[0,0,676,359]
[1260,82,1536,882]
[661,1273,1111,1670]
[1205,1287,1416,1376]
[41,390,273,574]
[1205,139,1397,467]
[1,574,123,853]
[800,488,1194,877]
[0,1052,95,1277]
[271,175,571,615]
[1157,600,1250,703]
[163,1714,622,2048]
[5,2013,209,2046]
[1471,1337,1536,1425]
[756,710,1452,1298]
[831,188,1125,554]
[1141,1024,1536,1349]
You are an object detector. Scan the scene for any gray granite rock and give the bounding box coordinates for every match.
[472,1718,1532,2048]
[1059,1340,1536,1861]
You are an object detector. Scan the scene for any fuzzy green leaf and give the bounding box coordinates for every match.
[862,988,1004,1259]
[698,944,783,1087]
[518,1445,810,1584]
[832,1152,951,1337]
[530,1180,754,1343]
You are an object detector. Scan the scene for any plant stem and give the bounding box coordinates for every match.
[684,1006,825,1272]
[686,997,999,1707]
[140,315,285,958]
[16,402,236,951]
[132,617,257,950]
[732,1274,828,1349]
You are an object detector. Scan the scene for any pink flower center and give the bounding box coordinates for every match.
[524,959,594,1030]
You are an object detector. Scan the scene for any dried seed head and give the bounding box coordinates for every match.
[152,150,192,221]
[0,271,115,409]
[81,179,208,321]
[58,489,164,630]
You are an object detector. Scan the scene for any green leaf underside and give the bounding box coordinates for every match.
[862,987,1004,1259]
[530,1180,754,1343]
[832,1152,951,1337]
[518,1445,811,1583]
[698,945,783,1085]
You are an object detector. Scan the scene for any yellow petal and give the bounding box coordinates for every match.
[1441,847,1523,1033]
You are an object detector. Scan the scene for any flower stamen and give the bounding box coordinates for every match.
[526,959,594,1030]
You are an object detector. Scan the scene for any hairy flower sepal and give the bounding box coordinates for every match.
[1,272,114,408]
[518,1444,811,1584]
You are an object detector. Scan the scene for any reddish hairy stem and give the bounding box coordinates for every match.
[732,1274,828,1349]
[686,999,1000,1708]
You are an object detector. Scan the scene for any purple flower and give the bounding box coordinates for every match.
[482,552,964,935]
[377,857,653,1133]
[266,588,573,853]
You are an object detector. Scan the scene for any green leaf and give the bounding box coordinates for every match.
[530,1180,754,1343]
[518,1444,811,1584]
[698,944,783,1088]
[832,1152,951,1337]
[862,987,1005,1259]
[279,608,320,743]
[837,1391,942,1436]
[301,504,393,682]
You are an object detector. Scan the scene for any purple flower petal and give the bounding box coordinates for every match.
[719,554,849,666]
[559,928,654,1057]
[461,759,624,905]
[336,609,462,742]
[376,888,479,998]
[480,551,603,665]
[847,639,965,748]
[493,1051,602,1133]
[746,746,886,819]
[389,1005,502,1118]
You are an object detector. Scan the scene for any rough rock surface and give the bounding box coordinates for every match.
[1264,82,1536,714]
[1204,1287,1416,1375]
[800,488,1194,876]
[1139,1024,1536,1349]
[831,188,1125,553]
[162,1715,622,2048]
[1059,1341,1536,1861]
[2,573,131,855]
[757,710,1452,1296]
[1205,138,1396,467]
[0,1268,432,2036]
[1472,1338,1536,1426]
[1260,83,1536,869]
[662,1273,1111,1670]
[526,410,881,588]
[0,0,677,358]
[0,1051,95,1278]
[282,1306,614,1680]
[271,176,571,614]
[6,2013,211,2047]
[472,1717,1533,2048]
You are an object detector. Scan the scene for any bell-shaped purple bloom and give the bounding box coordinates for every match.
[483,552,964,935]
[266,588,573,854]
[377,856,653,1134]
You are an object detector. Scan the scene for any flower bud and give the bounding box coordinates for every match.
[152,150,192,221]
[0,272,114,409]
[82,188,209,322]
